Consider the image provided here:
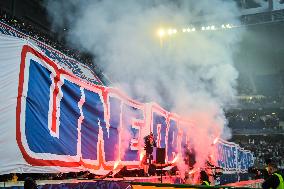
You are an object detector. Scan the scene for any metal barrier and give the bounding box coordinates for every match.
[0,180,263,189]
[130,181,261,189]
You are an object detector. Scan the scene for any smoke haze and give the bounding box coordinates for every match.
[44,0,244,175]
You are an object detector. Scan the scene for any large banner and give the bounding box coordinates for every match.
[216,139,254,173]
[0,34,253,175]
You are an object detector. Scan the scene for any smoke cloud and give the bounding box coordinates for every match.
[44,0,243,178]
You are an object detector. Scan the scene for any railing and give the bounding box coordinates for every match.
[224,179,264,188]
[0,179,263,189]
[130,181,261,189]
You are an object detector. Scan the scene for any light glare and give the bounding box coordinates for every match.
[158,28,165,37]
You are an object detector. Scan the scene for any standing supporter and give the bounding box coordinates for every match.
[200,170,211,186]
[24,177,37,189]
[262,162,284,189]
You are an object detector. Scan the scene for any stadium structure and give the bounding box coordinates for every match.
[0,0,283,188]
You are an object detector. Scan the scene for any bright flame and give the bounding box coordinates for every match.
[188,168,198,175]
[139,151,145,161]
[172,155,179,164]
[113,160,120,170]
[213,137,219,145]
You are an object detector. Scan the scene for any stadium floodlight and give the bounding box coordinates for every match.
[211,25,215,30]
[157,28,165,37]
[206,26,210,30]
[221,24,225,28]
[191,28,196,31]
[201,26,205,30]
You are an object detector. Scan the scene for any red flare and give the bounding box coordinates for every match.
[213,137,219,145]
[139,151,145,161]
[172,155,179,164]
[113,160,120,170]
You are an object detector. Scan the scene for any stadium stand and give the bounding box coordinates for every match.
[0,9,104,85]
[231,135,284,169]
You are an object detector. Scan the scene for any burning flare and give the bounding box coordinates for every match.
[139,150,146,161]
[172,155,179,164]
[213,137,219,145]
[188,168,199,175]
[113,160,120,170]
